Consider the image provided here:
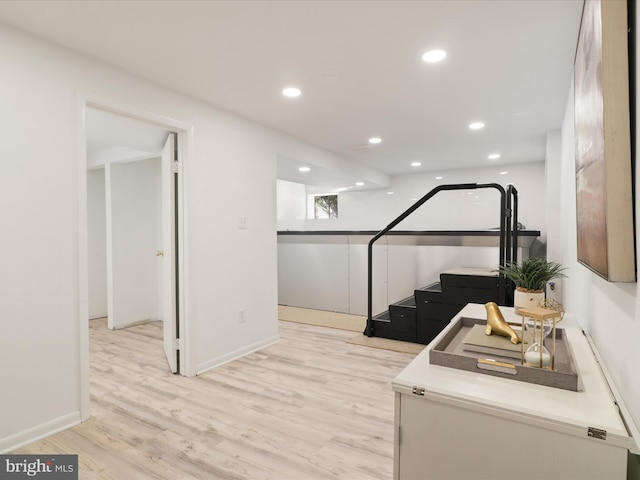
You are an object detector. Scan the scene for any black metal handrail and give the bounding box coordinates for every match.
[365,182,516,337]
[508,184,519,265]
[505,184,519,306]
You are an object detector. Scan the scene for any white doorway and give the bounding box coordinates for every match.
[84,105,186,375]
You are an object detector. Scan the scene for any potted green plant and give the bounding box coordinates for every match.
[499,257,567,313]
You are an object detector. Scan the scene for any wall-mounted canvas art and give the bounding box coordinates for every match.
[574,0,636,282]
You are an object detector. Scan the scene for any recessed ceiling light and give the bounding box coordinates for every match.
[488,153,501,160]
[355,182,365,186]
[422,49,447,63]
[282,87,302,98]
[369,137,382,144]
[411,162,422,167]
[298,166,310,172]
[469,122,485,130]
[387,191,394,195]
[500,171,508,175]
[435,176,443,180]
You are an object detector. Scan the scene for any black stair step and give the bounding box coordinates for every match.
[372,310,391,322]
[370,309,417,343]
[390,295,416,322]
[415,284,445,303]
[390,300,416,324]
[417,281,442,293]
[392,295,416,308]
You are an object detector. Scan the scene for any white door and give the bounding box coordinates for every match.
[161,133,178,373]
[107,160,162,330]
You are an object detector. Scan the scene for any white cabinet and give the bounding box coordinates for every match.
[392,303,631,480]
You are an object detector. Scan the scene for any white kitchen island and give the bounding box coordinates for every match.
[392,303,632,480]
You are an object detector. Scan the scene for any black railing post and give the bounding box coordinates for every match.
[505,189,512,266]
[497,186,508,305]
[510,185,519,265]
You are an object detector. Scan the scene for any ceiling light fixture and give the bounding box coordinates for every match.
[387,191,394,195]
[282,87,302,98]
[298,166,310,172]
[500,171,508,175]
[469,122,485,130]
[488,153,501,160]
[422,49,447,63]
[355,182,365,186]
[411,162,422,167]
[435,176,443,180]
[369,137,382,144]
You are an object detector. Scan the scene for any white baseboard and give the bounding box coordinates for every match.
[0,411,81,454]
[196,334,280,376]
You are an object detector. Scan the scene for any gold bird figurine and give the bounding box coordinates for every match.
[484,302,521,344]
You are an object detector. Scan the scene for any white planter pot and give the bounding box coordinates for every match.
[513,289,545,315]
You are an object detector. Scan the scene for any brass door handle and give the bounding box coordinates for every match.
[155,250,164,257]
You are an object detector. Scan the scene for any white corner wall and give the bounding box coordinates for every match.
[0,23,353,452]
[553,75,640,436]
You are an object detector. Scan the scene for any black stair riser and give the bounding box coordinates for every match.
[392,295,417,308]
[440,274,498,289]
[445,287,499,304]
[415,290,446,302]
[370,318,417,343]
[390,305,416,317]
[417,302,464,322]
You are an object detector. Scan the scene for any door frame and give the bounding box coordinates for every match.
[76,93,193,421]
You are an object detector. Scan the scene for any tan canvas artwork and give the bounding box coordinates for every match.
[574,0,635,282]
[575,0,607,276]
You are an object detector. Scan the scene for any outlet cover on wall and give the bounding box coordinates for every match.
[239,309,247,323]
[238,217,248,229]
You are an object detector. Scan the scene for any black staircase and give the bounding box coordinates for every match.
[370,268,501,345]
[366,183,520,344]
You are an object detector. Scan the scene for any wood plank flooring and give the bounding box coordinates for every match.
[13,318,416,479]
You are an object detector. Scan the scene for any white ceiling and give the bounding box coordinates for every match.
[0,0,584,184]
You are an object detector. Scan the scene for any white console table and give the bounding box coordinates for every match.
[392,303,631,480]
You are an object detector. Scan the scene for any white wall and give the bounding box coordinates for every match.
[0,23,358,451]
[278,238,516,316]
[276,180,307,222]
[109,158,161,329]
[278,162,547,239]
[544,129,564,302]
[87,168,107,318]
[553,67,640,437]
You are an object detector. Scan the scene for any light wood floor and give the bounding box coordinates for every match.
[14,318,416,479]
